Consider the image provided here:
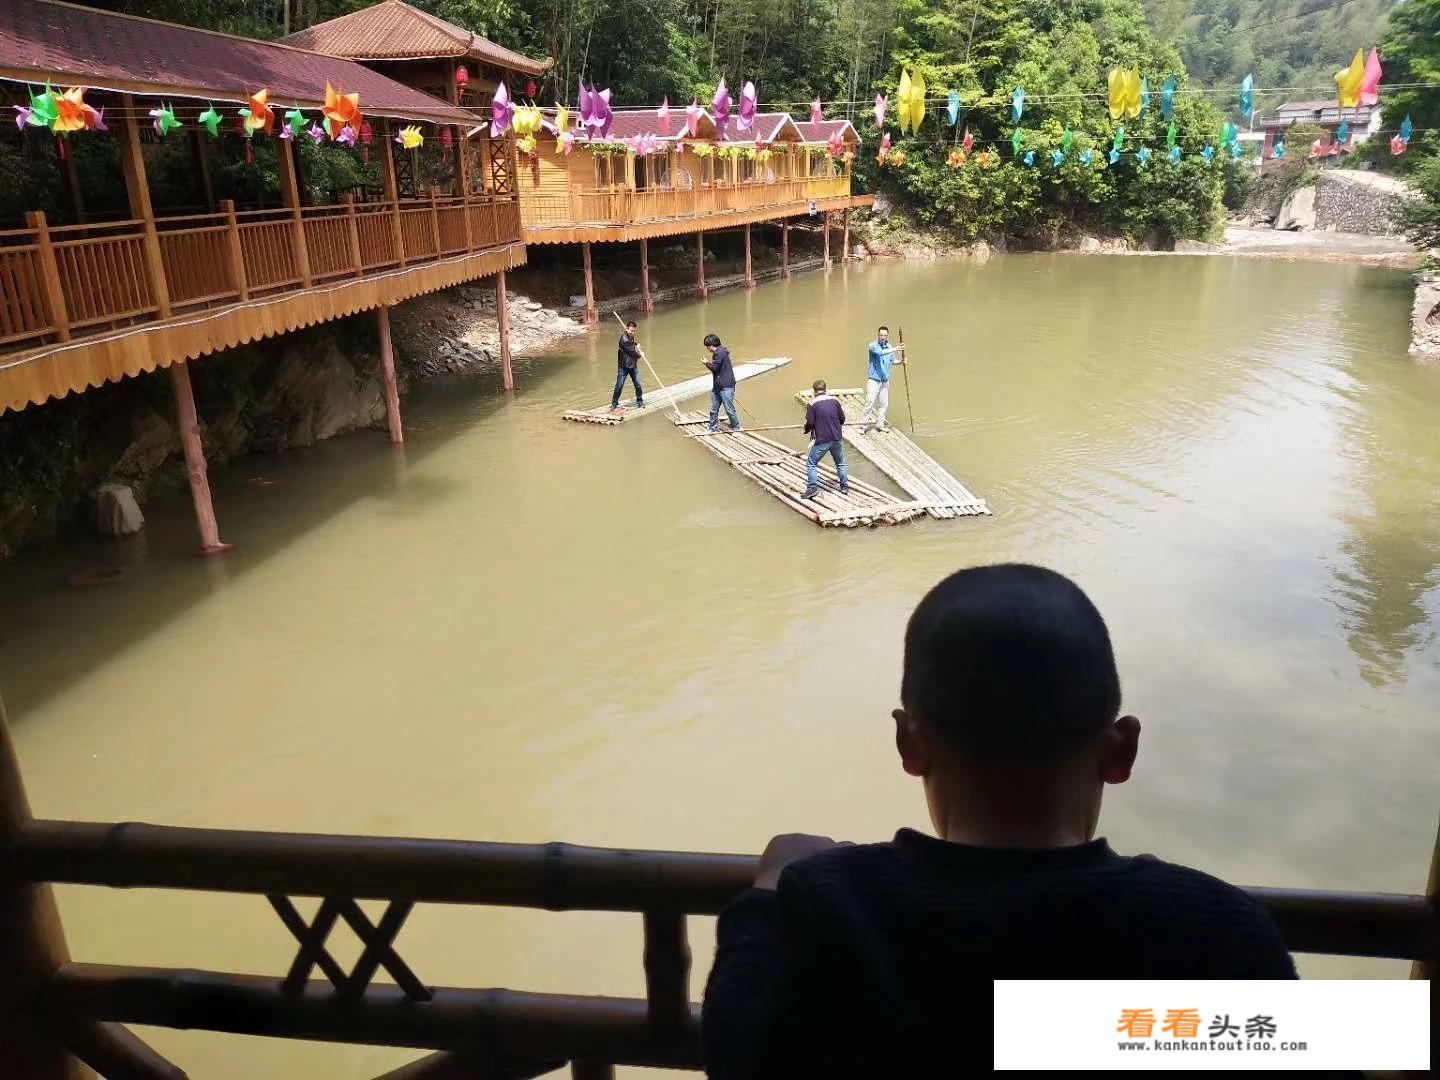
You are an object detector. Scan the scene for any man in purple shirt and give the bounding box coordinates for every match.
[802,379,849,499]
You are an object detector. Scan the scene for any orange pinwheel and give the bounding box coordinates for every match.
[323,83,362,140]
[52,86,91,132]
[242,89,274,135]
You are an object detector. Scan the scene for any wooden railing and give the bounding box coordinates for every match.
[2,814,1435,1079]
[0,195,523,357]
[521,175,854,229]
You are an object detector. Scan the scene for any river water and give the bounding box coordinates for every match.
[2,254,1438,1077]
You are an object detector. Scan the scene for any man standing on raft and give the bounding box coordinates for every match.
[703,334,741,433]
[858,324,904,433]
[611,320,645,412]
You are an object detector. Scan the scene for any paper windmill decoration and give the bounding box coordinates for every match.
[1011,128,1023,156]
[736,81,757,133]
[873,92,886,130]
[1136,146,1151,166]
[876,131,891,164]
[281,105,306,142]
[1108,68,1141,120]
[577,85,612,139]
[514,104,543,140]
[686,98,701,137]
[559,130,576,156]
[1012,85,1024,123]
[12,104,31,129]
[946,148,966,168]
[1239,74,1253,120]
[1109,148,1120,165]
[239,89,273,136]
[1219,121,1237,147]
[827,130,845,158]
[1336,50,1364,109]
[52,86,92,133]
[1271,139,1284,160]
[1161,76,1176,122]
[1080,148,1094,166]
[1231,142,1242,161]
[1062,129,1073,153]
[713,78,732,137]
[1140,77,1150,115]
[1169,145,1181,163]
[658,97,671,135]
[1023,150,1034,167]
[554,104,570,135]
[947,89,960,127]
[491,81,513,137]
[1201,145,1215,164]
[1166,122,1177,153]
[395,126,423,150]
[811,98,823,125]
[1400,114,1413,142]
[27,85,60,130]
[336,124,358,147]
[323,84,361,141]
[896,70,925,135]
[1361,48,1382,107]
[961,129,974,155]
[198,105,222,137]
[1391,134,1407,156]
[306,123,325,145]
[1050,150,1064,167]
[1336,119,1350,145]
[151,103,181,136]
[1112,126,1125,152]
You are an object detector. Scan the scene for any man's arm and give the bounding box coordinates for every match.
[619,336,641,360]
[803,402,816,436]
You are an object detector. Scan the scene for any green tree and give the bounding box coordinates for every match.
[1378,0,1440,146]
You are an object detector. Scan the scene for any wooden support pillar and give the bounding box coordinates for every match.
[823,211,831,269]
[169,361,229,555]
[376,305,403,444]
[781,219,790,279]
[60,141,86,224]
[497,270,514,391]
[581,242,597,325]
[639,238,653,313]
[842,208,851,262]
[743,223,754,288]
[380,120,406,266]
[276,139,312,287]
[116,95,171,319]
[0,695,85,1080]
[192,129,215,212]
[696,232,708,299]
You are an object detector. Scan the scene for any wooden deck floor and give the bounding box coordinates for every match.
[563,358,792,424]
[796,388,989,519]
[672,411,926,527]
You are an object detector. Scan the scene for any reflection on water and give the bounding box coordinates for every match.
[1,255,1438,1077]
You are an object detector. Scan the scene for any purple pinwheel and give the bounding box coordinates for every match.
[90,107,106,132]
[577,78,593,135]
[307,123,326,144]
[712,78,732,138]
[874,93,887,130]
[589,87,613,139]
[490,81,513,138]
[658,97,671,135]
[13,105,31,129]
[336,124,357,147]
[736,80,757,133]
[686,98,701,137]
[279,123,294,141]
[811,98,823,125]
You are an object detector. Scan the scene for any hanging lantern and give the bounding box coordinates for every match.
[455,66,470,89]
[360,120,374,162]
[526,79,538,99]
[440,125,454,164]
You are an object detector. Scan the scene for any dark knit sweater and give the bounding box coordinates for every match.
[702,829,1296,1079]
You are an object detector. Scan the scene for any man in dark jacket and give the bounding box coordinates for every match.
[702,564,1298,1080]
[610,320,645,411]
[703,333,740,433]
[802,379,849,499]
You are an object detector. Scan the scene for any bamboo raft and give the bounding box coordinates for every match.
[562,357,792,424]
[672,411,926,527]
[795,388,990,519]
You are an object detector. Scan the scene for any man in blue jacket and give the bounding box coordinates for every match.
[802,379,849,499]
[703,334,741,432]
[858,324,904,433]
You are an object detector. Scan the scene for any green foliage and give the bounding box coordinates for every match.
[1397,152,1440,250]
[1378,0,1440,161]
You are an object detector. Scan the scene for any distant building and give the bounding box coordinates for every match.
[1257,100,1382,172]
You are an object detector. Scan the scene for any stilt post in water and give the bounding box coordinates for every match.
[842,208,851,262]
[170,362,229,555]
[497,270,514,391]
[376,305,404,444]
[0,694,83,1080]
[696,232,708,299]
[639,238,653,313]
[781,219,790,279]
[822,211,831,269]
[743,224,754,288]
[581,242,597,325]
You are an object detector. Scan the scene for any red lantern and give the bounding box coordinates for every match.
[440,126,453,164]
[360,120,373,162]
[455,66,470,89]
[526,79,537,99]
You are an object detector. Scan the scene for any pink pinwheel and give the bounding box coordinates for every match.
[491,81,513,137]
[827,130,844,157]
[736,80,757,133]
[307,123,326,144]
[86,106,105,132]
[811,98,823,125]
[686,97,701,137]
[874,92,887,130]
[1361,47,1383,107]
[577,79,593,133]
[559,129,576,156]
[961,129,974,154]
[658,97,671,135]
[712,78,732,138]
[1391,134,1407,156]
[590,87,613,139]
[279,123,294,141]
[879,132,891,160]
[336,124,358,147]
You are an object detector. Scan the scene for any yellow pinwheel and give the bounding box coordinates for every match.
[554,103,570,134]
[396,125,423,150]
[513,104,543,138]
[907,70,927,134]
[1124,67,1142,119]
[1108,67,1142,121]
[1335,49,1364,109]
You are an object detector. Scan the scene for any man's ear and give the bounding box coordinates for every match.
[895,708,932,778]
[1099,714,1141,784]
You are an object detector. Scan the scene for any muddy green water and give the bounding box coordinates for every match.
[2,255,1438,1077]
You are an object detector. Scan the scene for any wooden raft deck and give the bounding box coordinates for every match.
[672,411,926,527]
[562,357,792,424]
[796,388,990,519]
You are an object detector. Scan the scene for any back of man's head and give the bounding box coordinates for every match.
[704,333,722,348]
[901,564,1120,764]
[813,379,827,394]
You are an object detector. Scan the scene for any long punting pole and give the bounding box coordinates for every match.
[898,325,915,433]
[611,312,681,420]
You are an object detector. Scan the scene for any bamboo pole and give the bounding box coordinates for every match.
[581,243,597,324]
[897,325,915,433]
[0,693,84,1080]
[376,305,403,444]
[685,424,804,437]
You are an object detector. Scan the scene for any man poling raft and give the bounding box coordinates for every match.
[610,320,645,413]
[859,324,907,433]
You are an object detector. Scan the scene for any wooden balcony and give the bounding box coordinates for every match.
[0,194,524,414]
[521,175,872,244]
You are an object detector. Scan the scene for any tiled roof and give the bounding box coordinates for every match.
[0,0,479,125]
[795,119,860,145]
[282,0,548,76]
[717,112,801,143]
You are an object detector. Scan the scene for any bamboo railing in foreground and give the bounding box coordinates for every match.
[1,707,1436,1078]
